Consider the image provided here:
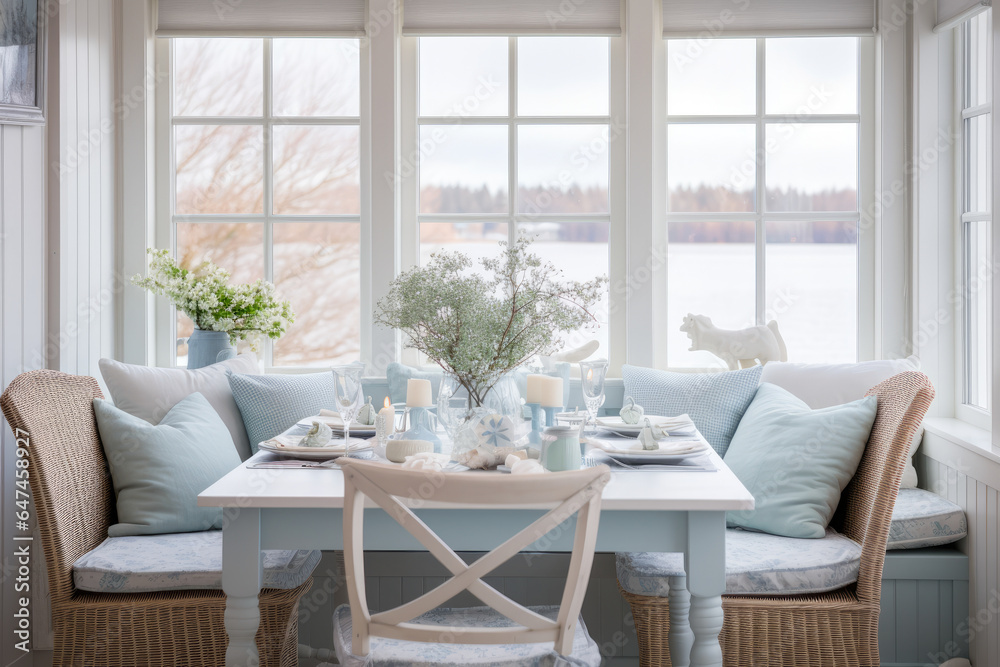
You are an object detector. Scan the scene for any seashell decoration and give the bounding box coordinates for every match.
[619,396,645,424]
[300,420,333,447]
[357,396,378,425]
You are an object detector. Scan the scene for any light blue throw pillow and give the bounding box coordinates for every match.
[724,383,878,539]
[228,372,336,452]
[622,364,762,455]
[93,392,241,537]
[385,363,443,405]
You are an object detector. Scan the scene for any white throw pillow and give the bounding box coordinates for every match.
[98,354,260,461]
[759,356,924,488]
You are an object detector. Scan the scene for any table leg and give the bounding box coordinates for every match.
[685,511,726,667]
[223,508,263,667]
[668,575,693,667]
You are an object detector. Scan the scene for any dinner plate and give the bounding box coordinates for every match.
[594,415,696,436]
[585,437,709,462]
[258,438,373,461]
[296,415,378,435]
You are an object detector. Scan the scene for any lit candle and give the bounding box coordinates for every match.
[406,378,433,407]
[539,376,563,408]
[377,397,395,436]
[526,374,545,404]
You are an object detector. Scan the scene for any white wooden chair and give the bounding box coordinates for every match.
[333,459,611,667]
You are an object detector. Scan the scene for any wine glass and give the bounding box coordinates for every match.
[579,359,609,435]
[332,365,365,449]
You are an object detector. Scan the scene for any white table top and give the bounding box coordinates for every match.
[199,446,754,512]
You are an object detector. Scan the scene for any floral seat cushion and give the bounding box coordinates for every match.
[332,604,602,667]
[617,528,862,597]
[73,531,320,593]
[887,488,967,550]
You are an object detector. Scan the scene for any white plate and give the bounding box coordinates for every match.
[586,437,709,461]
[258,439,372,461]
[296,415,378,435]
[594,415,695,436]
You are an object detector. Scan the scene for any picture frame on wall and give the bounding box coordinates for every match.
[0,0,45,125]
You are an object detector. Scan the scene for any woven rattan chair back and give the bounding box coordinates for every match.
[831,370,935,602]
[1,370,113,606]
[339,459,611,657]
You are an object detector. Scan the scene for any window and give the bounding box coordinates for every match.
[411,36,614,357]
[960,10,992,412]
[665,37,866,367]
[167,37,363,368]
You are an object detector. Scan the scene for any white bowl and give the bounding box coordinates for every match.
[385,439,434,463]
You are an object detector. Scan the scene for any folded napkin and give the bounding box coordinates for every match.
[262,433,351,451]
[586,435,707,457]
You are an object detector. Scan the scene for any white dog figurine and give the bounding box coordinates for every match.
[680,314,787,370]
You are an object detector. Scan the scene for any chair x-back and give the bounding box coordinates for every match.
[338,459,611,662]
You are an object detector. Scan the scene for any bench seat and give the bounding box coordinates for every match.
[887,487,967,550]
[73,531,321,594]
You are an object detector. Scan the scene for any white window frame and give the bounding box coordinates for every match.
[153,36,372,371]
[399,34,628,373]
[663,36,877,367]
[956,11,993,428]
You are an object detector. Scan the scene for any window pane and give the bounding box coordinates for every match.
[175,125,263,215]
[173,39,262,117]
[668,124,755,212]
[765,123,857,212]
[521,223,610,357]
[419,125,508,214]
[667,39,756,116]
[419,37,508,117]
[966,114,991,214]
[668,222,756,368]
[765,221,857,363]
[273,39,360,116]
[175,223,264,364]
[965,220,992,409]
[272,223,361,367]
[273,126,360,215]
[517,37,609,116]
[518,125,609,215]
[420,222,509,266]
[765,38,858,115]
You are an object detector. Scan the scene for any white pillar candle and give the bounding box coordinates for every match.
[378,397,395,429]
[539,376,564,408]
[406,378,433,407]
[526,374,546,404]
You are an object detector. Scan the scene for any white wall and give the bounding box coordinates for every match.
[0,1,116,663]
[0,122,47,667]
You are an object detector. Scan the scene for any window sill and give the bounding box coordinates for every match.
[922,417,1000,487]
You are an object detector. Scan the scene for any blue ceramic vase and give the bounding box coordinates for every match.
[186,329,236,369]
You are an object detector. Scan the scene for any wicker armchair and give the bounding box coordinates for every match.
[620,371,935,667]
[1,369,312,667]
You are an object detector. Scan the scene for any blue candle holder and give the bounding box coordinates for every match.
[401,406,442,453]
[542,406,562,432]
[527,403,544,445]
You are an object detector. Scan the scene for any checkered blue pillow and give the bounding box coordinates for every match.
[622,365,762,456]
[227,372,336,453]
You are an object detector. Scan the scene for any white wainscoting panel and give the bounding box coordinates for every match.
[919,430,1000,667]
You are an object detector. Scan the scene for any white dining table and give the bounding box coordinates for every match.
[199,442,753,667]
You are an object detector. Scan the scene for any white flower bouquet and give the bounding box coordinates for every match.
[131,248,295,348]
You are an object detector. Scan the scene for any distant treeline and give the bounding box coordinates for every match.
[420,184,859,243]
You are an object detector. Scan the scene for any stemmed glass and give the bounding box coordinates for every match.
[579,359,609,435]
[332,365,365,449]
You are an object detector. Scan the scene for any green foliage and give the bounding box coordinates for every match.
[376,238,607,405]
[131,248,295,348]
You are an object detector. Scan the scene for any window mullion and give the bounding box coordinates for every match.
[509,36,518,245]
[755,37,767,326]
[263,38,275,369]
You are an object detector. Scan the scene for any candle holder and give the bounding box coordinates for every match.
[400,406,442,453]
[527,403,544,445]
[542,406,562,433]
